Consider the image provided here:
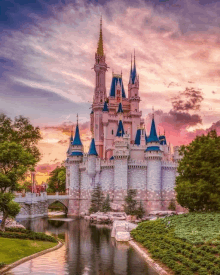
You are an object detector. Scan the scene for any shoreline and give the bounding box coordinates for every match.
[128,240,172,275]
[0,241,63,275]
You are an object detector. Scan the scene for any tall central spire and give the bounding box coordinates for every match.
[97,16,104,56]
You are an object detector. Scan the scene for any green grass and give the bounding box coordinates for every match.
[131,213,220,275]
[0,237,57,265]
[162,212,220,245]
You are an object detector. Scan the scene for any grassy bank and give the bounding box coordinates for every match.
[0,237,57,265]
[0,227,58,268]
[131,213,220,275]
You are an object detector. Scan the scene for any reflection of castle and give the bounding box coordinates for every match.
[65,19,182,216]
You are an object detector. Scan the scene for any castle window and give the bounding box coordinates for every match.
[135,109,137,112]
[135,93,137,96]
[100,99,102,103]
[112,130,114,135]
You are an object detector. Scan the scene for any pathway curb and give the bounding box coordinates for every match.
[0,241,63,275]
[129,240,169,275]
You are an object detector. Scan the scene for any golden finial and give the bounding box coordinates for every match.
[97,16,104,56]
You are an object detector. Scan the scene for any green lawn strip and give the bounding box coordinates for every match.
[0,237,57,265]
[131,213,220,275]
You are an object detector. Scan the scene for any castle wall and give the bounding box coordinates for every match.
[128,167,147,201]
[100,168,114,199]
[161,166,176,210]
[146,158,162,212]
[113,158,128,209]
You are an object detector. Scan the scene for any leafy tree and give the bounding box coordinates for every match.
[0,193,21,231]
[175,130,220,212]
[168,198,176,211]
[17,181,32,192]
[89,185,104,214]
[123,189,137,215]
[47,165,66,193]
[136,201,145,219]
[0,114,41,230]
[102,194,111,213]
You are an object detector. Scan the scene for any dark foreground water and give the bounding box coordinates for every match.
[7,217,158,275]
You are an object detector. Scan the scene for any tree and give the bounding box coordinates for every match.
[136,201,145,219]
[47,165,66,193]
[175,130,220,212]
[168,198,176,211]
[102,194,111,213]
[123,189,137,215]
[89,185,104,214]
[0,114,41,230]
[0,193,20,231]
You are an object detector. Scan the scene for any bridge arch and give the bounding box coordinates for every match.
[47,200,68,214]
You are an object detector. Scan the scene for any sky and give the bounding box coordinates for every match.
[1,0,220,182]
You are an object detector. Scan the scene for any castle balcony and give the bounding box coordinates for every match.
[161,161,178,169]
[100,159,114,168]
[128,159,147,168]
[128,110,142,117]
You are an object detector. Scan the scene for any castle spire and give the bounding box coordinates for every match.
[88,138,98,156]
[132,49,137,84]
[97,16,104,56]
[129,54,133,83]
[70,125,73,142]
[148,112,159,143]
[72,114,82,146]
[116,120,125,137]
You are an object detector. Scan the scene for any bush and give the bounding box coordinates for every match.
[0,262,6,268]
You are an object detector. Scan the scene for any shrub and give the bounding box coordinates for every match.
[0,262,6,268]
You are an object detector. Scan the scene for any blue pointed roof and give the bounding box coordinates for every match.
[88,138,98,156]
[129,56,133,83]
[103,101,109,112]
[116,120,125,137]
[145,133,148,144]
[159,135,167,145]
[148,117,159,143]
[90,110,94,115]
[132,55,137,84]
[70,151,83,156]
[109,76,126,98]
[134,129,141,145]
[110,156,114,160]
[117,102,123,113]
[70,130,73,142]
[72,123,82,146]
[145,146,161,152]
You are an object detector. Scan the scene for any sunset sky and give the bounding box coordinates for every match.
[1,0,220,183]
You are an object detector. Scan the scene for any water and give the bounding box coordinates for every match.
[7,218,158,275]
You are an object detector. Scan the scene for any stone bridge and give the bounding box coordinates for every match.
[14,192,70,219]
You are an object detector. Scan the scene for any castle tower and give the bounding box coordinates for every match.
[91,17,108,158]
[68,115,83,216]
[128,52,142,142]
[113,119,130,210]
[145,113,162,211]
[87,137,98,179]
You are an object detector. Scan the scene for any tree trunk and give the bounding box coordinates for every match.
[0,210,8,231]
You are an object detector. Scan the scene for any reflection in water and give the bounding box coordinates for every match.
[8,219,158,275]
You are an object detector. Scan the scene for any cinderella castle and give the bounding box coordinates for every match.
[65,19,183,216]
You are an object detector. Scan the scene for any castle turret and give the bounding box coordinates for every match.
[145,114,162,211]
[91,17,108,158]
[88,137,98,178]
[68,116,83,216]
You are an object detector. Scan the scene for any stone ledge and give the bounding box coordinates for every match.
[128,240,170,275]
[0,241,63,275]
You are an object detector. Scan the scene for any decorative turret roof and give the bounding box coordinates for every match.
[145,146,161,152]
[145,133,148,144]
[72,115,83,146]
[134,129,141,145]
[148,116,159,143]
[116,120,125,137]
[103,101,109,112]
[117,102,123,113]
[159,135,167,145]
[109,75,126,98]
[88,138,98,156]
[110,156,114,160]
[97,17,104,56]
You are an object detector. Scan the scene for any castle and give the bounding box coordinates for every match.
[65,19,182,216]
